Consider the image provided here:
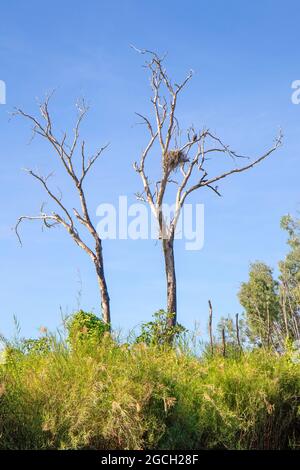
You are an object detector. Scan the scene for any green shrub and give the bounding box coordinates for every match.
[66,310,110,347]
[22,337,53,355]
[0,333,299,449]
[136,310,186,346]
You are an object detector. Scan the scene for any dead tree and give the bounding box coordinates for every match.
[133,48,282,327]
[222,327,226,357]
[208,300,214,355]
[235,313,242,351]
[14,95,111,327]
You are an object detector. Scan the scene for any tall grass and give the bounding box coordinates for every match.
[0,335,299,449]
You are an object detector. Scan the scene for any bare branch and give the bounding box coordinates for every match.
[15,213,61,246]
[23,168,74,228]
[135,112,155,137]
[80,142,109,185]
[207,131,282,182]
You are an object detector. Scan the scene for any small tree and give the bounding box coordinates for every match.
[238,217,300,350]
[238,262,280,347]
[15,96,111,326]
[133,48,282,327]
[279,215,300,340]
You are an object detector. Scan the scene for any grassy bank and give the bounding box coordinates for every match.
[0,332,299,450]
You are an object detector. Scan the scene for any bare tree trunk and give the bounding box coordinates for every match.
[94,265,110,326]
[266,302,270,348]
[162,237,177,327]
[94,239,111,326]
[235,313,242,351]
[208,300,214,355]
[281,284,290,340]
[222,327,226,357]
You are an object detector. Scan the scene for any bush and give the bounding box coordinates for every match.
[66,310,110,347]
[22,337,53,355]
[0,335,299,449]
[135,310,186,346]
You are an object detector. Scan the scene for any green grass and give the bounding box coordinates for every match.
[0,336,299,450]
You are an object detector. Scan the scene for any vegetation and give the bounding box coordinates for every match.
[135,310,186,346]
[238,262,280,348]
[66,310,110,347]
[0,307,299,450]
[236,215,300,350]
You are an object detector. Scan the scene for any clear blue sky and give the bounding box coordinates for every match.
[1,0,300,340]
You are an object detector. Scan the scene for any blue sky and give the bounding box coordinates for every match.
[1,0,300,339]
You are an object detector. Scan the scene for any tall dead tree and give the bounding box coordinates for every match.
[14,95,111,326]
[235,313,242,351]
[133,48,282,327]
[208,300,214,355]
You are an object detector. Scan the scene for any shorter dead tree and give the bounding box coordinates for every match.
[14,95,111,326]
[133,48,282,327]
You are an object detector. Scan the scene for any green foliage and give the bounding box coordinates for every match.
[213,315,247,357]
[0,346,23,364]
[22,337,52,355]
[135,310,186,346]
[281,214,300,251]
[0,337,299,450]
[279,215,300,306]
[239,216,300,348]
[238,262,280,347]
[66,310,110,347]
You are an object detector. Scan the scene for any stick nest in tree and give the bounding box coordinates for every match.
[164,150,189,172]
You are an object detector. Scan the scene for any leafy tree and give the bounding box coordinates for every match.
[238,262,280,347]
[279,215,300,339]
[280,215,300,286]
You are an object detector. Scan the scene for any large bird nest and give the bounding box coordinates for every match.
[164,149,189,172]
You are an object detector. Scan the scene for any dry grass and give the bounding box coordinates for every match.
[0,336,299,449]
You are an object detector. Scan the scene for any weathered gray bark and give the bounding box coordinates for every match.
[94,240,111,326]
[162,237,177,327]
[235,313,242,351]
[208,300,214,355]
[222,327,226,357]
